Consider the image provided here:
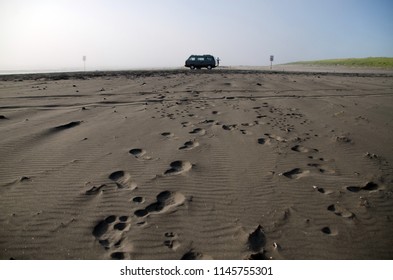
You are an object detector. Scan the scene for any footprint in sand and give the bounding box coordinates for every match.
[131,196,144,204]
[164,161,193,175]
[241,122,255,127]
[308,156,327,161]
[199,119,215,124]
[240,129,253,135]
[280,168,309,179]
[129,148,146,158]
[134,190,186,218]
[92,215,132,259]
[244,225,268,259]
[246,251,269,260]
[312,185,333,194]
[181,121,192,127]
[327,204,355,219]
[85,184,107,195]
[189,128,206,135]
[257,137,271,145]
[181,249,212,260]
[334,135,352,144]
[179,140,199,150]
[50,121,82,132]
[108,170,137,190]
[161,132,175,138]
[291,145,319,153]
[307,163,336,175]
[85,181,135,195]
[346,181,379,193]
[222,124,237,131]
[247,225,266,252]
[321,226,338,236]
[267,134,287,143]
[163,232,181,250]
[129,148,153,160]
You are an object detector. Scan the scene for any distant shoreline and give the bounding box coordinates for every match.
[1,66,392,81]
[3,57,392,77]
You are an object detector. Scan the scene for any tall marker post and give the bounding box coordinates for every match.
[270,55,274,70]
[83,56,86,71]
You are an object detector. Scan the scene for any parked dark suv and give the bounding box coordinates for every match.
[185,54,217,69]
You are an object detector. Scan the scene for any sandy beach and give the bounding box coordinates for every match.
[0,68,392,260]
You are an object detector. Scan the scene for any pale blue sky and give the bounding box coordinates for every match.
[1,0,392,71]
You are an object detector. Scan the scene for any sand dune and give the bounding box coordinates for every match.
[0,69,392,259]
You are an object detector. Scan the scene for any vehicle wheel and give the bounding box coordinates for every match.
[190,65,195,70]
[207,65,212,70]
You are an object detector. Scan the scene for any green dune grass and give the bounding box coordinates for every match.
[289,57,393,68]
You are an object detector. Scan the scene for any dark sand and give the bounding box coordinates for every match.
[0,68,392,259]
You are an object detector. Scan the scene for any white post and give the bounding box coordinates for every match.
[83,56,86,71]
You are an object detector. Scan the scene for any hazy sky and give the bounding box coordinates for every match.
[1,0,393,71]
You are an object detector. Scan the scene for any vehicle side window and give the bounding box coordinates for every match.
[197,57,205,61]
[206,57,212,61]
[190,57,196,61]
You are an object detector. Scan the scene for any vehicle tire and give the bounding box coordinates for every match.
[207,65,212,70]
[190,65,195,70]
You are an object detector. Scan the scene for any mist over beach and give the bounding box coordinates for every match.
[1,0,392,72]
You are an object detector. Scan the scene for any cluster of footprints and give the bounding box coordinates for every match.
[91,190,187,260]
[92,215,132,260]
[279,143,381,236]
[91,121,268,259]
[91,189,187,259]
[91,128,197,259]
[133,191,186,218]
